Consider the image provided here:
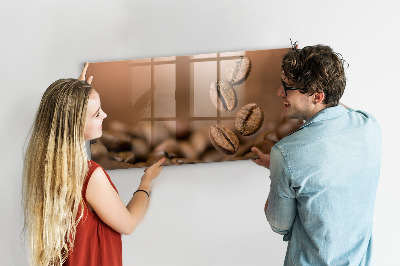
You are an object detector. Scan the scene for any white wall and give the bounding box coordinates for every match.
[1,0,399,265]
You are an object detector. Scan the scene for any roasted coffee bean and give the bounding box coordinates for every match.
[96,157,135,170]
[140,122,171,148]
[235,103,264,136]
[178,141,198,160]
[171,158,201,165]
[133,162,147,168]
[189,129,210,155]
[90,143,108,161]
[154,139,181,157]
[209,80,237,112]
[131,138,150,162]
[100,130,131,151]
[109,151,135,164]
[225,56,252,85]
[209,124,239,155]
[165,119,191,140]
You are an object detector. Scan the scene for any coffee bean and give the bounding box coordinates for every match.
[96,157,135,170]
[209,124,239,155]
[131,138,150,161]
[189,129,210,155]
[109,151,135,164]
[225,56,252,85]
[178,141,198,160]
[171,158,201,165]
[132,162,147,168]
[100,130,131,151]
[209,80,237,112]
[90,143,108,161]
[235,103,264,136]
[154,139,181,157]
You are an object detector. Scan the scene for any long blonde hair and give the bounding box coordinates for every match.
[23,79,92,265]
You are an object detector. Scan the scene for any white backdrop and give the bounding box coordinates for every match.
[1,0,399,265]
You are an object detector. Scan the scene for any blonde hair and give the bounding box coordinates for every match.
[23,79,92,265]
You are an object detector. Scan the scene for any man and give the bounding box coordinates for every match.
[251,44,382,265]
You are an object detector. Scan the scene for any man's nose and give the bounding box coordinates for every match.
[277,84,285,97]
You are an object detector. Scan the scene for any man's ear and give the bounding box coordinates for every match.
[313,91,325,104]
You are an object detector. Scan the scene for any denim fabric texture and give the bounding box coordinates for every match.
[266,105,382,266]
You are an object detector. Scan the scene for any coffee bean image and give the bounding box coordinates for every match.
[178,141,198,160]
[209,80,237,112]
[108,151,135,164]
[96,157,136,170]
[171,158,202,165]
[100,130,131,151]
[154,139,181,157]
[90,142,108,161]
[226,56,252,85]
[131,138,150,162]
[209,124,239,155]
[235,103,264,136]
[190,129,210,155]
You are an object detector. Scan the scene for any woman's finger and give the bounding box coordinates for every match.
[156,157,166,166]
[87,76,93,84]
[78,62,89,81]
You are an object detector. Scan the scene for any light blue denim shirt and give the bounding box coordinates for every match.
[266,105,382,266]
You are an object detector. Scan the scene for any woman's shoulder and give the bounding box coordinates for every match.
[88,159,101,169]
[87,160,118,193]
[85,160,104,186]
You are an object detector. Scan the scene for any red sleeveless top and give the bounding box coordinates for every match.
[64,160,122,266]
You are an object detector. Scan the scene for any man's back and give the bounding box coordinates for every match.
[267,105,382,266]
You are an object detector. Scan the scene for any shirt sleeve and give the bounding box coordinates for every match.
[266,145,297,241]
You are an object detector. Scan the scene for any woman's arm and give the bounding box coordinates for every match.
[86,158,165,235]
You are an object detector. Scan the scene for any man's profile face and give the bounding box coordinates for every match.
[277,74,314,121]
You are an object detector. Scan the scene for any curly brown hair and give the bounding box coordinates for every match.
[281,43,347,107]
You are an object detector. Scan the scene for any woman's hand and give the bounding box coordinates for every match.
[78,62,93,84]
[141,158,165,186]
[251,147,271,169]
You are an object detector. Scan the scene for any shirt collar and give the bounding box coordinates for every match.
[300,105,349,130]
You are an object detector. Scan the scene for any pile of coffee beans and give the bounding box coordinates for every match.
[90,116,303,169]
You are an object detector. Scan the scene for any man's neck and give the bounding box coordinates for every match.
[305,104,327,121]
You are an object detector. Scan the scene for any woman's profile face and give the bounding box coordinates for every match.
[84,89,107,141]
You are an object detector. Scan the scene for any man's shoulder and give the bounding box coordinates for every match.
[274,107,381,157]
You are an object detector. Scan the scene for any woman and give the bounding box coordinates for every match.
[22,63,165,265]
